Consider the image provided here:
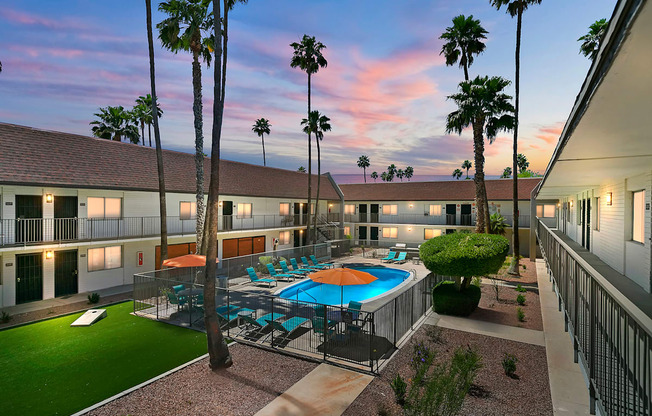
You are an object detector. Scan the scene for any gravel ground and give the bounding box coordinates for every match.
[87,343,318,416]
[471,284,543,330]
[0,292,132,329]
[490,257,538,284]
[344,326,552,416]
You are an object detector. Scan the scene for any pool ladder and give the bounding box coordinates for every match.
[409,269,418,281]
[296,287,318,303]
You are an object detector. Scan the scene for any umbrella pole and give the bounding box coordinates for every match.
[341,286,343,306]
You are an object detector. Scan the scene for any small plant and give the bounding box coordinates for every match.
[88,292,100,304]
[1,311,11,323]
[410,341,433,372]
[502,353,518,377]
[390,373,408,405]
[522,264,527,270]
[516,294,526,305]
[517,307,525,322]
[515,284,527,293]
[471,276,482,287]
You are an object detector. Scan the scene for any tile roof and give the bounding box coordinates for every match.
[339,178,541,201]
[0,123,341,200]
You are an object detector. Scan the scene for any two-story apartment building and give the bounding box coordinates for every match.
[0,123,342,308]
[339,178,542,255]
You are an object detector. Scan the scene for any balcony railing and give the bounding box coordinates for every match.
[536,219,651,416]
[331,212,531,228]
[0,214,310,247]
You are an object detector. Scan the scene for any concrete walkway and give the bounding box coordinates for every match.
[536,259,591,415]
[255,363,373,416]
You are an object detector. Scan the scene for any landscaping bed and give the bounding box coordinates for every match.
[344,325,553,416]
[470,283,543,330]
[88,344,319,416]
[489,257,538,284]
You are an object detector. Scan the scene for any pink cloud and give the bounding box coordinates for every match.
[0,8,88,31]
[534,122,564,144]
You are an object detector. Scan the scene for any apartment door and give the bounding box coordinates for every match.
[585,199,591,250]
[358,226,367,241]
[222,201,233,230]
[16,253,43,304]
[370,204,379,223]
[55,250,78,297]
[359,204,368,222]
[581,200,586,248]
[370,226,379,242]
[293,230,307,247]
[54,196,78,241]
[156,242,197,269]
[16,195,42,243]
[302,203,308,225]
[460,204,472,226]
[445,204,456,225]
[294,203,301,225]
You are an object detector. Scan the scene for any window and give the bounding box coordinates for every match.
[633,191,645,243]
[594,198,600,231]
[382,205,398,215]
[88,246,122,272]
[382,227,398,238]
[344,226,351,236]
[429,205,442,216]
[279,203,290,216]
[180,201,196,220]
[88,197,121,219]
[237,203,252,219]
[344,204,356,215]
[310,203,315,215]
[536,204,556,218]
[279,231,291,245]
[424,229,442,239]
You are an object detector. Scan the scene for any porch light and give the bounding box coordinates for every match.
[329,204,333,208]
[408,203,414,208]
[218,201,223,208]
[570,201,573,208]
[45,251,54,259]
[408,227,413,232]
[300,229,304,234]
[606,192,612,206]
[45,194,53,203]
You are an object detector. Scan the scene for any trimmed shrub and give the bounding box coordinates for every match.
[432,281,481,316]
[88,293,100,304]
[1,311,11,323]
[516,294,526,305]
[517,307,525,322]
[502,353,518,377]
[515,284,527,293]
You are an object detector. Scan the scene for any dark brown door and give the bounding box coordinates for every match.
[446,204,456,225]
[359,204,367,222]
[55,250,78,297]
[16,195,42,243]
[16,253,43,304]
[370,204,379,223]
[253,236,265,253]
[155,242,197,268]
[222,201,233,230]
[238,237,253,256]
[54,196,78,241]
[222,238,238,259]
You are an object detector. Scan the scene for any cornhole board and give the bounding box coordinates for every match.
[70,309,107,327]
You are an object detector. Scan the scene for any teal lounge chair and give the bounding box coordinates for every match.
[279,260,306,277]
[290,258,313,273]
[216,306,255,328]
[310,255,332,268]
[348,300,363,311]
[246,267,277,288]
[172,284,185,294]
[264,316,310,344]
[301,256,327,270]
[237,312,286,338]
[389,252,407,264]
[381,251,396,262]
[265,263,295,282]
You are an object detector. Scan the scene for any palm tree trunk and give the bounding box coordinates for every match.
[148,124,152,147]
[508,7,522,275]
[306,73,312,244]
[140,122,145,146]
[363,167,366,183]
[203,0,231,370]
[114,132,122,142]
[261,134,266,166]
[472,120,487,234]
[145,0,168,269]
[313,137,321,242]
[192,51,206,255]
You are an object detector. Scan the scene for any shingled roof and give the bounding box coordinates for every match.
[339,178,541,201]
[0,123,341,200]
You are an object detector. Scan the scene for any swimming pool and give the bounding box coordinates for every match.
[277,266,411,306]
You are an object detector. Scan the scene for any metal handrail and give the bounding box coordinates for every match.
[296,287,318,303]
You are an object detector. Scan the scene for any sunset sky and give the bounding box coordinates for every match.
[0,0,616,179]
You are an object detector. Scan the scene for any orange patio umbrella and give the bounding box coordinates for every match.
[162,254,218,268]
[309,267,377,305]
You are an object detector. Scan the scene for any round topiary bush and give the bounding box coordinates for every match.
[432,281,481,316]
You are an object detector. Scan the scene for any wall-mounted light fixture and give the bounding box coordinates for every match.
[45,194,53,203]
[570,201,573,208]
[408,203,414,209]
[300,203,304,207]
[408,227,413,232]
[218,201,223,208]
[606,192,612,206]
[45,250,54,259]
[328,204,333,208]
[299,229,304,234]
[557,203,561,208]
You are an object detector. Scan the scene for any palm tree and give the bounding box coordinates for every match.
[371,171,378,182]
[446,76,515,234]
[501,166,512,178]
[380,172,389,182]
[516,153,529,173]
[462,160,472,179]
[578,18,608,60]
[357,155,370,183]
[252,118,271,166]
[135,94,163,147]
[297,166,306,173]
[90,106,140,143]
[131,102,149,145]
[452,169,463,180]
[396,169,405,181]
[386,164,397,182]
[290,35,327,244]
[301,110,331,242]
[491,0,541,275]
[439,15,488,81]
[404,166,414,181]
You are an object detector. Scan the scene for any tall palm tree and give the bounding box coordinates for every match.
[252,118,271,166]
[516,153,529,173]
[396,169,405,181]
[357,155,370,183]
[371,171,378,182]
[90,106,140,143]
[380,172,389,182]
[501,166,512,178]
[452,169,463,180]
[290,35,327,244]
[131,102,149,145]
[446,76,515,233]
[462,160,472,179]
[158,0,214,254]
[301,110,331,242]
[490,0,541,275]
[136,94,163,147]
[404,166,414,181]
[578,18,608,60]
[386,164,397,181]
[439,15,488,81]
[145,0,168,272]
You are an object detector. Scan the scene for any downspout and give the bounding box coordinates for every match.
[325,172,345,238]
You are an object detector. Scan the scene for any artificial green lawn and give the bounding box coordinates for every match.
[0,302,207,416]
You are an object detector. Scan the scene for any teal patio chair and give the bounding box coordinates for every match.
[264,316,310,344]
[311,315,336,346]
[236,312,286,338]
[310,255,332,268]
[265,263,295,282]
[246,267,277,288]
[290,258,314,273]
[172,284,185,294]
[389,252,407,264]
[166,291,187,311]
[279,260,307,277]
[380,251,397,262]
[301,256,328,270]
[216,306,255,328]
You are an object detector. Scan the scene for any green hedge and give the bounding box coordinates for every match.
[420,232,509,278]
[432,281,481,316]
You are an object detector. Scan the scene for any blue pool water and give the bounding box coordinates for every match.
[278,267,410,305]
